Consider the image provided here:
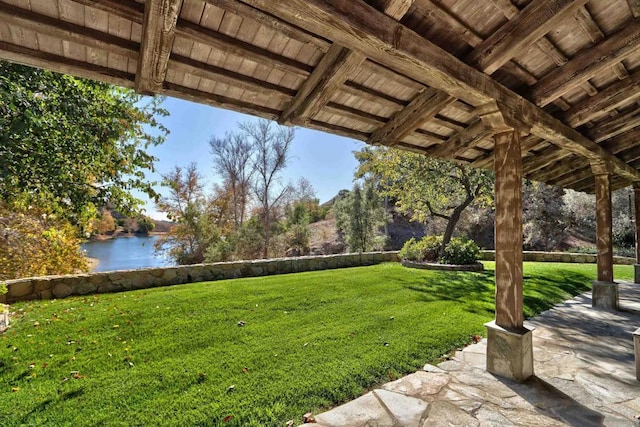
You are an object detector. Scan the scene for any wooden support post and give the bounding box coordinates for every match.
[486,129,533,382]
[494,130,524,329]
[634,184,640,284]
[592,162,618,309]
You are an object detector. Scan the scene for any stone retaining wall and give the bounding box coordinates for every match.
[2,250,635,304]
[479,250,635,265]
[0,252,400,304]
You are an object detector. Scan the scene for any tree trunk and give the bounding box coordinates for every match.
[440,196,474,256]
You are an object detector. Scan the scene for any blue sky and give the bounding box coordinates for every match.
[139,96,365,219]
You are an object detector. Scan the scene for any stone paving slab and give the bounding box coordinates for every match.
[301,282,640,427]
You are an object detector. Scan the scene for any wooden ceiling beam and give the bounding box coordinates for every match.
[279,0,413,125]
[136,0,183,94]
[627,0,640,18]
[0,3,139,60]
[466,0,588,75]
[201,0,328,49]
[588,108,640,143]
[546,164,592,188]
[522,146,572,174]
[483,0,597,100]
[0,41,135,88]
[240,0,640,182]
[74,0,314,79]
[531,17,640,106]
[368,89,455,146]
[0,4,299,103]
[162,82,280,120]
[529,155,585,183]
[471,135,544,169]
[423,0,572,111]
[168,54,295,100]
[71,0,144,23]
[279,45,365,124]
[428,120,492,159]
[573,6,629,80]
[562,68,640,127]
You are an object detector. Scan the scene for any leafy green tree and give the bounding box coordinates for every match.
[0,62,168,224]
[0,204,87,280]
[355,147,493,253]
[155,164,222,264]
[335,182,385,252]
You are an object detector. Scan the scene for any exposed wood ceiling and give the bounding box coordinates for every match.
[2,0,640,193]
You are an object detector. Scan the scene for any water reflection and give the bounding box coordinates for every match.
[81,236,174,272]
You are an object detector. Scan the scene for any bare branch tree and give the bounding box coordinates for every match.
[209,132,254,230]
[240,119,294,258]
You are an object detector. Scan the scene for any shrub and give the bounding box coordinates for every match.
[399,236,480,265]
[399,236,442,262]
[441,237,480,265]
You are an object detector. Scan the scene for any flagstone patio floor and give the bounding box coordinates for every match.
[301,282,640,426]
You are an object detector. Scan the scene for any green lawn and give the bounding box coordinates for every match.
[0,262,633,426]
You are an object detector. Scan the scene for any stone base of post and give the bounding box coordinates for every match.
[592,281,619,310]
[635,264,640,284]
[485,321,534,382]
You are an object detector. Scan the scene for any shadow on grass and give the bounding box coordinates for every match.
[22,388,84,424]
[398,267,593,318]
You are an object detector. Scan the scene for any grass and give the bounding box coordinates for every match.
[0,262,633,426]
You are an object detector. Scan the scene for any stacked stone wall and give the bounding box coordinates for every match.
[0,252,399,303]
[2,250,634,304]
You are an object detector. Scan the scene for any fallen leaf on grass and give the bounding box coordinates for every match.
[242,367,249,374]
[222,415,234,422]
[11,387,19,392]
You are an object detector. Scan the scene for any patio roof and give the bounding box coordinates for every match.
[2,0,640,193]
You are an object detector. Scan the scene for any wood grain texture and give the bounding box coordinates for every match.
[136,0,182,94]
[368,89,455,146]
[562,69,640,127]
[531,17,640,107]
[279,0,414,124]
[494,130,524,329]
[593,170,614,282]
[239,0,640,183]
[466,0,589,75]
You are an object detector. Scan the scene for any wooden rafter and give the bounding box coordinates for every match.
[588,108,640,143]
[136,0,183,94]
[0,40,135,88]
[531,17,640,106]
[466,0,589,75]
[484,0,598,100]
[471,135,545,169]
[562,69,640,127]
[368,89,455,146]
[628,0,640,18]
[279,0,413,125]
[0,3,138,60]
[428,120,492,159]
[522,147,571,174]
[0,4,299,103]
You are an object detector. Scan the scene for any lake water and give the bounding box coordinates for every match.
[82,235,174,272]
